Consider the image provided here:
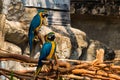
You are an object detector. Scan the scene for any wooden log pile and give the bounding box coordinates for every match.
[0,48,120,80]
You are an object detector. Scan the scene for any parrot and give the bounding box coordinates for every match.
[28,9,48,56]
[34,32,57,79]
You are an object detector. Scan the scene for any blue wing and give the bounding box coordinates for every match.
[37,42,52,68]
[34,42,52,78]
[28,14,41,54]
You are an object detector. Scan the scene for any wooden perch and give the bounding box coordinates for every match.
[72,69,120,79]
[92,48,104,65]
[0,49,38,63]
[0,48,120,80]
[61,74,91,80]
[0,68,33,79]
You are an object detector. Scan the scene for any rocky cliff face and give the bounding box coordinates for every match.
[70,0,120,16]
[0,0,116,75]
[0,0,88,58]
[70,0,120,50]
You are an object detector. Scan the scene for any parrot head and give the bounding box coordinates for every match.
[45,32,55,41]
[37,9,46,13]
[37,9,48,26]
[37,9,48,18]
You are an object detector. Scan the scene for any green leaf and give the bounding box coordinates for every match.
[10,71,14,80]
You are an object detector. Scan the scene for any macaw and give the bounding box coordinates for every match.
[34,32,56,79]
[28,9,48,55]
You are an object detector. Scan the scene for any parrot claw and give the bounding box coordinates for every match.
[41,65,50,72]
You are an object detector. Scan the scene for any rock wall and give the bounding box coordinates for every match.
[70,0,120,60]
[0,1,117,79]
[0,14,5,49]
[71,14,120,50]
[0,0,117,60]
[70,0,120,16]
[0,0,88,58]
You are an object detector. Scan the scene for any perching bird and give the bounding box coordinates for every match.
[34,32,56,78]
[28,9,48,55]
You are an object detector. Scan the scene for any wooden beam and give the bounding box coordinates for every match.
[24,6,70,12]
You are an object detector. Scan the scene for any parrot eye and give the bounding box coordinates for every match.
[47,34,55,41]
[42,13,48,18]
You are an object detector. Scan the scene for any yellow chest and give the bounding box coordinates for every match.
[35,13,44,31]
[46,41,56,59]
[39,12,44,26]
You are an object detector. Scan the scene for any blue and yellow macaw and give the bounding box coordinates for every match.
[28,9,48,55]
[34,32,56,79]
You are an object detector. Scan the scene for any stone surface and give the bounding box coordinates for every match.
[30,26,88,59]
[0,14,5,49]
[0,1,118,79]
[1,41,35,73]
[4,20,28,45]
[71,14,120,49]
[0,0,117,60]
[0,31,4,49]
[4,41,21,54]
[71,1,120,16]
[80,39,115,61]
[50,26,88,59]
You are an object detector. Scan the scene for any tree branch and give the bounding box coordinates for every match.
[0,49,38,63]
[0,48,120,80]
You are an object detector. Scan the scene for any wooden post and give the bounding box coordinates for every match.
[0,31,4,49]
[0,14,6,49]
[0,14,6,80]
[92,48,104,65]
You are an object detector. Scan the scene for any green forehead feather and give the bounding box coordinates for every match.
[37,9,47,13]
[49,32,54,34]
[47,32,55,35]
[45,32,55,38]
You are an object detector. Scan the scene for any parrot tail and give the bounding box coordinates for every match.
[33,60,42,80]
[28,29,34,56]
[33,67,42,80]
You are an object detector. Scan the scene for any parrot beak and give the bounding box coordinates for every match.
[45,32,55,41]
[42,13,48,18]
[48,34,55,41]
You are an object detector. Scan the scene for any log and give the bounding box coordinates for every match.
[0,48,120,80]
[92,49,104,65]
[0,68,33,79]
[0,71,10,79]
[0,14,5,49]
[0,51,38,64]
[61,74,91,80]
[72,69,120,80]
[82,74,111,80]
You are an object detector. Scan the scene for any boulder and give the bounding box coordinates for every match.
[1,41,35,71]
[30,26,88,60]
[0,0,116,75]
[4,41,21,54]
[51,26,88,59]
[80,40,115,61]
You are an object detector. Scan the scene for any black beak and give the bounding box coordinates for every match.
[48,34,55,41]
[42,13,48,18]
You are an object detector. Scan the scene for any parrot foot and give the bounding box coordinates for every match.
[41,65,50,72]
[34,36,39,41]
